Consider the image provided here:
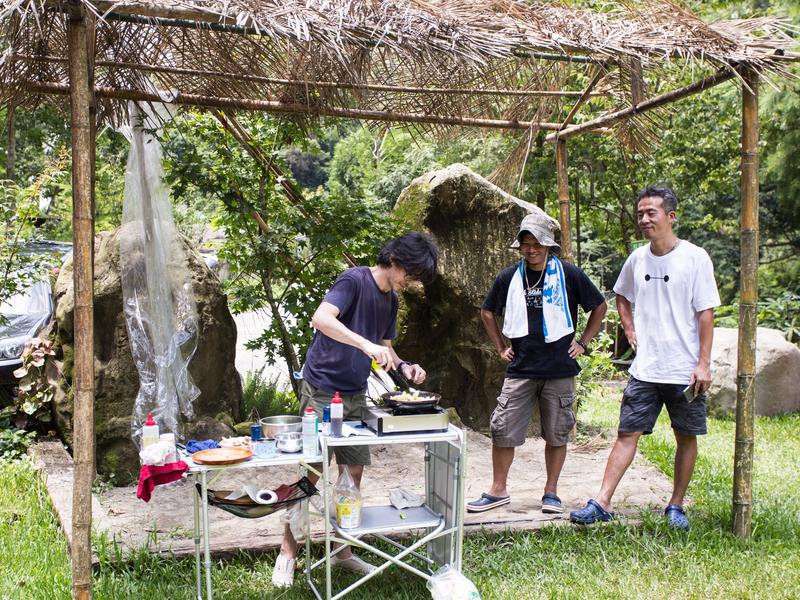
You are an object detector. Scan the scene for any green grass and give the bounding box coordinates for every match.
[1,387,799,599]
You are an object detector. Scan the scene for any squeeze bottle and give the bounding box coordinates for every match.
[302,406,319,458]
[141,412,160,448]
[330,392,344,437]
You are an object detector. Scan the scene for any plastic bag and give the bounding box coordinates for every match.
[334,466,362,529]
[389,487,424,510]
[427,565,480,600]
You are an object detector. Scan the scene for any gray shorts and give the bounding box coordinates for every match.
[490,377,576,447]
[618,376,707,436]
[299,380,371,466]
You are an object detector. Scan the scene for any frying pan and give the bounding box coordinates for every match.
[378,390,442,410]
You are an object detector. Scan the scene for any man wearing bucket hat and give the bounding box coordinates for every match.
[467,211,607,515]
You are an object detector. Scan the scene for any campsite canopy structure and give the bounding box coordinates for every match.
[1,1,798,597]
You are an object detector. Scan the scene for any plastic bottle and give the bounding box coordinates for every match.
[302,406,318,458]
[141,412,159,448]
[159,432,177,462]
[334,465,362,528]
[330,392,344,437]
[322,405,331,435]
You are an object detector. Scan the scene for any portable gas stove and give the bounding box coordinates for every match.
[362,405,449,435]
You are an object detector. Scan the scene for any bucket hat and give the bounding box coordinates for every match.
[510,212,561,253]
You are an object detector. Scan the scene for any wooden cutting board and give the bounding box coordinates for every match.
[191,447,253,465]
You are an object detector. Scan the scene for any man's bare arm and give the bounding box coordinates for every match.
[312,302,394,368]
[568,301,608,358]
[616,295,637,351]
[691,308,715,394]
[481,308,513,362]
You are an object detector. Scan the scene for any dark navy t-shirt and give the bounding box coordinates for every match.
[303,267,398,395]
[483,261,604,379]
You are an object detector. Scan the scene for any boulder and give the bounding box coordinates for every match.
[392,164,556,431]
[53,227,241,484]
[708,326,800,417]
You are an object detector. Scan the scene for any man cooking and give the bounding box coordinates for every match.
[272,231,439,588]
[467,213,607,515]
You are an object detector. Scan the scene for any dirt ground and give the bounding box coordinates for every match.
[32,428,672,559]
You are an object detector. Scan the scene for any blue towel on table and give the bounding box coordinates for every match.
[186,439,220,453]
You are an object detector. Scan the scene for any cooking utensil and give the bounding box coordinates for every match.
[192,447,253,465]
[386,366,413,391]
[260,415,302,439]
[275,431,303,453]
[378,390,441,411]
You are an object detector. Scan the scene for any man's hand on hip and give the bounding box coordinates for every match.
[568,340,585,359]
[499,347,514,362]
[690,362,712,395]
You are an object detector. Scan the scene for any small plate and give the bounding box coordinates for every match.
[192,447,253,465]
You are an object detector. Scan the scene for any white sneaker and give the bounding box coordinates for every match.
[330,553,376,575]
[271,554,296,588]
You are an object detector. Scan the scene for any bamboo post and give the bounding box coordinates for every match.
[67,2,96,598]
[732,67,759,538]
[555,139,573,262]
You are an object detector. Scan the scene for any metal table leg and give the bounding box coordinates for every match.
[323,439,332,600]
[193,475,202,599]
[200,470,213,600]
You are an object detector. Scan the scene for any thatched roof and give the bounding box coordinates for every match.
[0,1,797,149]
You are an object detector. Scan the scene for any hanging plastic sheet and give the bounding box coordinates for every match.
[120,102,199,446]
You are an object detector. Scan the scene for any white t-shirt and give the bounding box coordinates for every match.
[613,240,720,385]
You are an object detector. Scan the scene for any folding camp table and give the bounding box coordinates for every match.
[181,447,323,600]
[308,422,467,600]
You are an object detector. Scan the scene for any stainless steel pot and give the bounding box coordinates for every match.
[260,415,302,439]
[275,431,302,453]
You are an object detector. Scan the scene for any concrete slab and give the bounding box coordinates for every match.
[32,428,673,559]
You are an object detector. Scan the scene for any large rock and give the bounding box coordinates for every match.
[708,326,800,417]
[53,227,240,484]
[393,164,556,431]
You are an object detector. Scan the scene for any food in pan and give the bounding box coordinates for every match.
[394,390,435,403]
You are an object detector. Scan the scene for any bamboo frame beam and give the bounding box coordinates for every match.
[733,66,759,539]
[12,54,609,98]
[545,68,737,141]
[558,67,605,130]
[22,81,568,131]
[66,2,95,599]
[555,139,572,262]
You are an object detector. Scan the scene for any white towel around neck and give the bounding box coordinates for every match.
[502,256,574,343]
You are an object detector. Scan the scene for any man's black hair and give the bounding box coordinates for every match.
[637,185,678,214]
[377,232,439,284]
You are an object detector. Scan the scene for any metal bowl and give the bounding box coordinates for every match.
[260,415,302,439]
[275,431,303,453]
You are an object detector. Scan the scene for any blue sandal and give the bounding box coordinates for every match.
[665,504,690,531]
[569,499,614,524]
[467,493,510,513]
[541,492,564,514]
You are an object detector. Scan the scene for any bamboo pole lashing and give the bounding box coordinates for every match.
[66,1,95,598]
[732,66,759,539]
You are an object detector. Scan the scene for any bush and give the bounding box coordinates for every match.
[0,427,35,462]
[716,292,800,344]
[239,369,299,421]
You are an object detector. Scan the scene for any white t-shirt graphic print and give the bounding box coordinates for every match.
[613,240,721,385]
